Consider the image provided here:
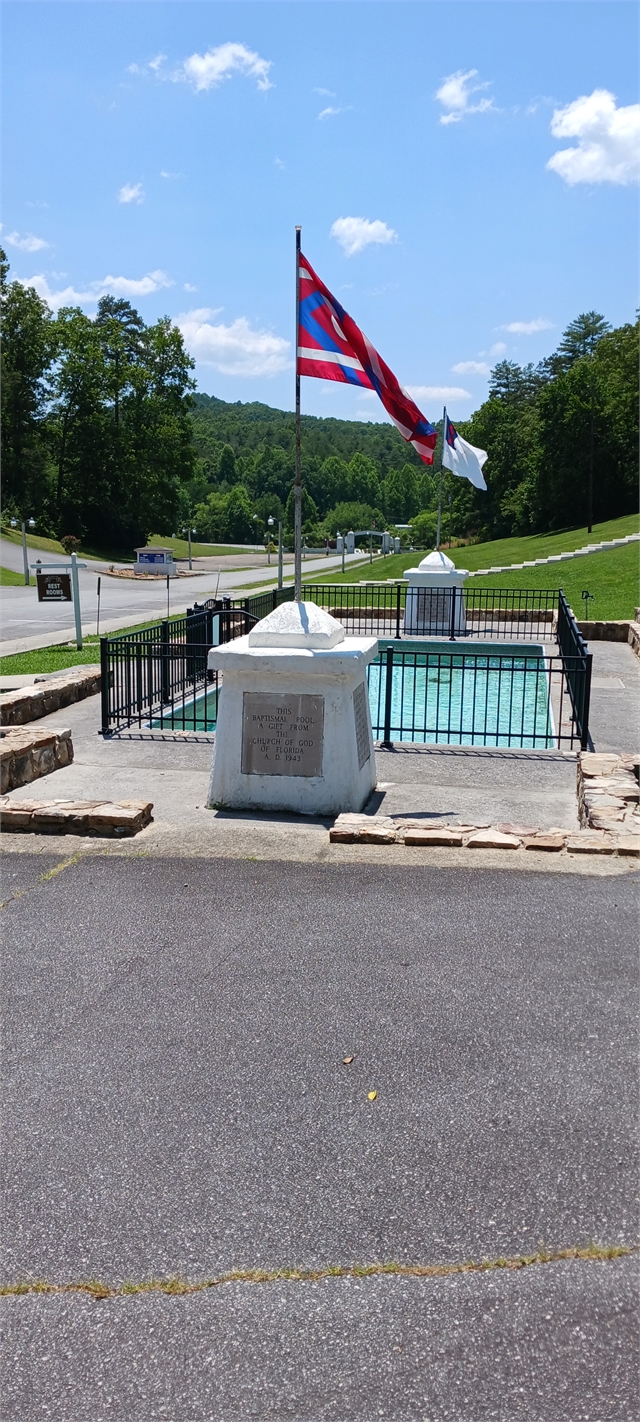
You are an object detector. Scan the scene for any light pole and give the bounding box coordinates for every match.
[182,526,196,571]
[19,518,35,585]
[277,520,283,590]
[267,515,274,566]
[253,513,259,549]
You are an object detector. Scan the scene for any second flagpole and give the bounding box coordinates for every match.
[294,226,302,600]
[436,405,446,551]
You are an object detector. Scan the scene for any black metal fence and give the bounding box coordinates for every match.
[100,606,254,734]
[100,584,591,748]
[299,583,558,641]
[368,641,591,750]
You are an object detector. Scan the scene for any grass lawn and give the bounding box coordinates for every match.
[305,513,639,587]
[0,611,196,677]
[0,566,28,586]
[148,535,259,559]
[0,526,132,563]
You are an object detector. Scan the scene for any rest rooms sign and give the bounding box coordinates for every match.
[241,693,324,777]
[37,572,72,602]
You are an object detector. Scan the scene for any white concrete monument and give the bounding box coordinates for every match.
[404,550,470,636]
[206,600,378,815]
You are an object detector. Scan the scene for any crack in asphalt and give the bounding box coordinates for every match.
[1,1244,635,1301]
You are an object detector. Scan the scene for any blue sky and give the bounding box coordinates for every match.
[3,2,638,424]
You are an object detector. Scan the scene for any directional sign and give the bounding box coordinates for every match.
[37,572,72,602]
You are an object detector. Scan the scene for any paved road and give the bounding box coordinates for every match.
[1,853,637,1417]
[0,537,370,652]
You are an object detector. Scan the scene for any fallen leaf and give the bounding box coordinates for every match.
[343,1055,354,1065]
[367,1090,377,1101]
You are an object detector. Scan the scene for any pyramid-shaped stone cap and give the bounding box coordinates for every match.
[418,550,455,571]
[247,599,346,648]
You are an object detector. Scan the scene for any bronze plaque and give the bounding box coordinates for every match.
[353,681,371,769]
[241,693,324,777]
[37,572,72,602]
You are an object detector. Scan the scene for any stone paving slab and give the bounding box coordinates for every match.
[0,798,153,836]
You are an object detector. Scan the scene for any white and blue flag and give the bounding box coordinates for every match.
[442,412,488,491]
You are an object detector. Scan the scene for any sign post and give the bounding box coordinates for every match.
[31,557,86,650]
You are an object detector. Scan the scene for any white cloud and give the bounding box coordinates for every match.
[20,269,172,312]
[160,169,180,180]
[435,69,496,125]
[314,87,335,97]
[177,309,290,376]
[149,54,166,74]
[20,276,96,311]
[184,282,197,292]
[274,156,285,169]
[546,88,639,186]
[490,341,507,356]
[4,231,49,252]
[101,270,172,297]
[118,182,145,204]
[318,106,343,120]
[177,42,272,93]
[330,216,398,257]
[452,360,490,376]
[406,385,472,403]
[501,318,553,335]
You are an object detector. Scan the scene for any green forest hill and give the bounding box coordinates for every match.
[2,238,637,558]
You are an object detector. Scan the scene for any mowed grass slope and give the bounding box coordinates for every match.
[304,515,639,619]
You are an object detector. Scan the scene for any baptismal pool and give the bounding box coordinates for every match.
[151,639,556,749]
[369,640,555,749]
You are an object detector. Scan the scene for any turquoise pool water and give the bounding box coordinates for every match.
[151,641,554,748]
[369,641,554,748]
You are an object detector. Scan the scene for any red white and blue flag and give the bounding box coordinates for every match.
[297,253,438,465]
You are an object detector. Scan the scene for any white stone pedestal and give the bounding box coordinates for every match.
[206,601,378,815]
[404,550,469,635]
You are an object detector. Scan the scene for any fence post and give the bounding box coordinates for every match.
[382,644,394,748]
[580,653,593,750]
[395,582,402,640]
[100,636,111,735]
[449,586,457,641]
[161,620,170,706]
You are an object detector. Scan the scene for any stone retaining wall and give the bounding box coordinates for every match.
[0,727,73,794]
[576,619,640,656]
[0,667,101,726]
[577,751,640,834]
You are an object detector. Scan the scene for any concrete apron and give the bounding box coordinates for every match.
[0,672,636,878]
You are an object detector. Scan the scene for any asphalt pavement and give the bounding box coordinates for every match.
[1,853,638,1418]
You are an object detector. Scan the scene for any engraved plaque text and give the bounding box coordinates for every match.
[353,681,371,769]
[241,693,324,777]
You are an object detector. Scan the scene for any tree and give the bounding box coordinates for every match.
[284,485,318,534]
[0,249,55,520]
[553,312,611,371]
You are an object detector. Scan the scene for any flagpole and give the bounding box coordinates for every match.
[436,406,446,550]
[294,226,302,601]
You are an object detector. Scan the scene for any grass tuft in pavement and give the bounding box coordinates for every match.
[1,1244,634,1300]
